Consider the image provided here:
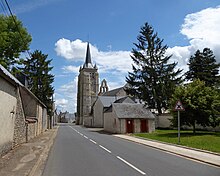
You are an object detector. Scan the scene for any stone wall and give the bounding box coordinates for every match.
[27,123,37,141]
[93,98,104,127]
[13,88,26,146]
[155,114,172,128]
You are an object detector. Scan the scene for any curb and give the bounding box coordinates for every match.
[115,135,220,168]
[28,126,59,176]
[133,135,220,156]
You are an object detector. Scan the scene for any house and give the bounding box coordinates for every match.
[93,96,119,127]
[104,103,155,134]
[0,64,48,156]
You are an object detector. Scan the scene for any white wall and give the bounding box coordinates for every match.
[156,114,172,128]
[93,98,104,127]
[0,77,17,155]
[148,119,155,133]
[104,112,117,133]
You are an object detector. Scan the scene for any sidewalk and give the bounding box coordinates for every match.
[0,126,58,176]
[115,134,220,167]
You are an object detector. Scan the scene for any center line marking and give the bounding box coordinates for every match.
[117,156,146,175]
[89,139,97,144]
[99,145,112,153]
[84,135,88,139]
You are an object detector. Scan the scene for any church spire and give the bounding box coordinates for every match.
[83,42,93,68]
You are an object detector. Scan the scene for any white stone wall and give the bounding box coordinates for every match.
[119,119,126,134]
[156,114,172,128]
[0,77,17,156]
[104,112,117,133]
[148,119,155,133]
[37,104,43,134]
[42,108,47,131]
[93,99,104,127]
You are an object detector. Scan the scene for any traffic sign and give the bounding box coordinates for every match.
[174,100,185,111]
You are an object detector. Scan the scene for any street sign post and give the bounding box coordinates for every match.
[174,100,185,144]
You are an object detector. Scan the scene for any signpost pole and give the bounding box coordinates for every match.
[178,110,180,144]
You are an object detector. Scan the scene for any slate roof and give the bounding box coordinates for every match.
[98,96,119,107]
[114,96,135,104]
[0,64,23,86]
[112,103,155,119]
[102,87,125,96]
[83,42,94,68]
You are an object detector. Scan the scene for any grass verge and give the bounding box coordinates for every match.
[134,130,220,153]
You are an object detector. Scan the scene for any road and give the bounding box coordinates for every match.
[42,124,220,176]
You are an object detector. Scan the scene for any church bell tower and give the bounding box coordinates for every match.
[76,43,99,125]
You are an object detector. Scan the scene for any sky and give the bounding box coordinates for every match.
[1,0,220,113]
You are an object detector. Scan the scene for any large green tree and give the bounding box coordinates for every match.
[0,15,32,70]
[170,79,220,134]
[126,22,182,114]
[22,50,54,116]
[185,48,220,87]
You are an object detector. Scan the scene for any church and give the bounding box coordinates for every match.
[76,43,155,134]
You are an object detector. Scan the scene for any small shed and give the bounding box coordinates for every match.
[104,103,155,134]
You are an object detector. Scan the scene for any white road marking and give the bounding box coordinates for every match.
[116,156,146,175]
[89,139,97,144]
[84,135,88,139]
[99,145,112,153]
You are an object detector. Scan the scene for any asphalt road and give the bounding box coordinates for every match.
[42,124,220,176]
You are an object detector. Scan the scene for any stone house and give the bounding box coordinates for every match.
[0,64,48,156]
[104,103,155,134]
[92,96,119,127]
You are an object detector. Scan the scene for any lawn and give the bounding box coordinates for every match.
[134,130,220,153]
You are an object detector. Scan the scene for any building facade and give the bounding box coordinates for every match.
[77,43,99,125]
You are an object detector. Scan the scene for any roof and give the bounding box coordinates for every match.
[102,87,124,96]
[83,42,94,68]
[113,96,135,104]
[0,64,23,86]
[98,96,118,107]
[112,103,155,119]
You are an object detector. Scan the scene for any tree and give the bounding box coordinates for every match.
[185,48,220,87]
[170,79,220,134]
[126,22,182,114]
[22,50,54,116]
[0,15,32,70]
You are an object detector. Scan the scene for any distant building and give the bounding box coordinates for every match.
[76,44,155,134]
[76,43,99,125]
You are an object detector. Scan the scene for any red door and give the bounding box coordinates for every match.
[126,119,134,133]
[141,119,148,132]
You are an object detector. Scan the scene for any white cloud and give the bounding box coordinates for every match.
[62,65,79,73]
[55,77,78,112]
[55,39,132,74]
[168,6,220,72]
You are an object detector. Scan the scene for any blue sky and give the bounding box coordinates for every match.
[1,0,220,113]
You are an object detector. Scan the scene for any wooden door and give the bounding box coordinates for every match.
[126,119,134,133]
[141,119,148,132]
